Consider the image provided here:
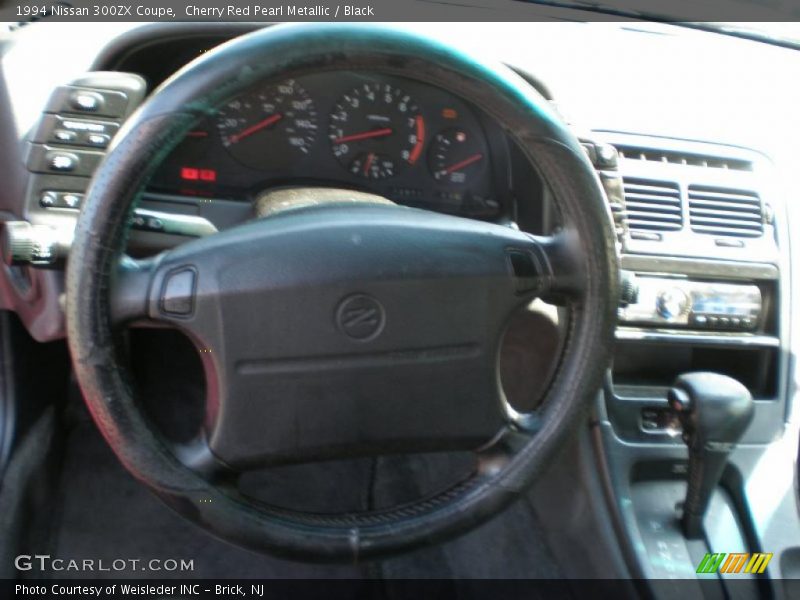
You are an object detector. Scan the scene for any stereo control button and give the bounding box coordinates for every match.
[656,287,690,320]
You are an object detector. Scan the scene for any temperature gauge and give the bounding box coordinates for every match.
[429,128,486,186]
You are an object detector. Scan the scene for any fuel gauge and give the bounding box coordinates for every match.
[429,128,485,186]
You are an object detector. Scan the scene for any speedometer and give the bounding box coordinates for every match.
[216,79,317,170]
[328,82,425,180]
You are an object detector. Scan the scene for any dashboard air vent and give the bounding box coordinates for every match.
[617,146,752,172]
[622,178,682,232]
[687,185,764,238]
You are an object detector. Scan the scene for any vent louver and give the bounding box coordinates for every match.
[622,178,682,232]
[617,146,752,171]
[687,185,763,238]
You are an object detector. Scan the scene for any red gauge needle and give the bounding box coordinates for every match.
[228,113,283,144]
[363,152,376,176]
[408,115,425,165]
[443,153,483,174]
[333,127,393,144]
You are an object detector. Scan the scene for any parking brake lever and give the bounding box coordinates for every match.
[668,372,754,539]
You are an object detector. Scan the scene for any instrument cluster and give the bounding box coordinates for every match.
[147,72,511,220]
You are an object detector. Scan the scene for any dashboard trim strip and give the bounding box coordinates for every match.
[615,327,780,348]
[620,254,778,280]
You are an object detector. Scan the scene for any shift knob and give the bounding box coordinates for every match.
[668,372,754,538]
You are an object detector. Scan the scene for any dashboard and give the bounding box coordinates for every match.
[149,72,512,221]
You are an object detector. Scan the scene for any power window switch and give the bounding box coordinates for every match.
[48,152,78,172]
[39,191,84,210]
[53,129,78,142]
[40,191,58,207]
[86,133,111,148]
[62,193,82,208]
[70,90,104,113]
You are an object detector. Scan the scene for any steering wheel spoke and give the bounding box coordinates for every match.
[111,250,208,335]
[110,255,160,325]
[172,434,237,484]
[521,228,587,302]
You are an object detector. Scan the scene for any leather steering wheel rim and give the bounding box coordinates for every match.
[66,23,618,562]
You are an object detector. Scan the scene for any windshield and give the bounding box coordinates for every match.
[522,1,800,47]
[699,22,800,47]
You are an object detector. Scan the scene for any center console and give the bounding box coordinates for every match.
[587,131,798,595]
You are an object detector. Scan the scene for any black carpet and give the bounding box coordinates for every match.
[39,413,561,580]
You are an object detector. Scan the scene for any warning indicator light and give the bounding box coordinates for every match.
[181,167,216,182]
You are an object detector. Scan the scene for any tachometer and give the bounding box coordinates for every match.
[215,79,317,169]
[328,82,424,180]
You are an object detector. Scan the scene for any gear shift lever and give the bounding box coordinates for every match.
[668,372,754,539]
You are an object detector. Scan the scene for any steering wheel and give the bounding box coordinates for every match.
[66,23,618,561]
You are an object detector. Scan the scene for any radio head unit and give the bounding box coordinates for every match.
[619,275,762,331]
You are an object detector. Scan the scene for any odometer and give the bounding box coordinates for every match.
[216,79,317,169]
[328,82,424,180]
